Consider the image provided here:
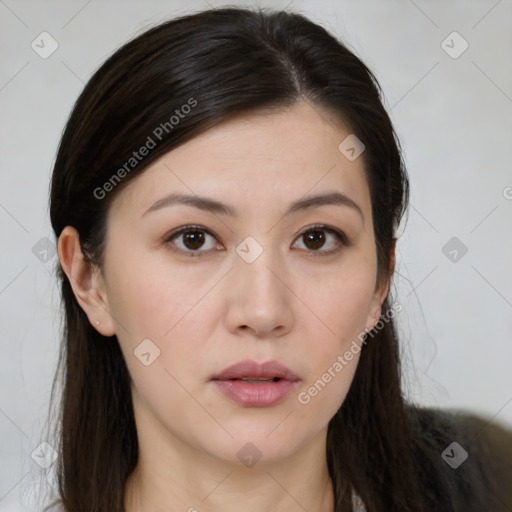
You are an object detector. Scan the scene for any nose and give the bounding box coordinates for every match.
[224,246,295,339]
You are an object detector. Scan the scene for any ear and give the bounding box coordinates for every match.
[57,226,116,337]
[365,239,396,331]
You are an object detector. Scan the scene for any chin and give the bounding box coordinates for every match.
[193,421,320,468]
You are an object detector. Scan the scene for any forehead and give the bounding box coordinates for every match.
[109,101,371,221]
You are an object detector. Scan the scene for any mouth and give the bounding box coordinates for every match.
[229,377,282,383]
[211,360,300,407]
[211,359,300,381]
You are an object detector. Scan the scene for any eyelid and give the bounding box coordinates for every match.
[293,223,350,256]
[164,223,350,257]
[164,224,222,257]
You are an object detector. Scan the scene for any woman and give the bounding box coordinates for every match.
[44,6,512,511]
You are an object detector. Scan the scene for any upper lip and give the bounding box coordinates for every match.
[211,360,300,381]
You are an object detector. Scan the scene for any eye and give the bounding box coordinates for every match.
[292,224,349,255]
[165,225,222,257]
[165,223,349,258]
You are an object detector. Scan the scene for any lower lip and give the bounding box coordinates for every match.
[212,379,298,407]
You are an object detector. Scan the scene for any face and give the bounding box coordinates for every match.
[73,101,388,466]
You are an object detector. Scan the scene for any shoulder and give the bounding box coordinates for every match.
[407,404,512,511]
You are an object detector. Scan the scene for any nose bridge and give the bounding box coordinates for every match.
[226,235,294,336]
[236,236,285,303]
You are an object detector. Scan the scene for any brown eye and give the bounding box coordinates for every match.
[292,225,348,255]
[303,229,326,250]
[166,226,221,256]
[181,230,206,250]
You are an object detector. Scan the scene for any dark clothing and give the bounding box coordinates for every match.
[410,406,512,511]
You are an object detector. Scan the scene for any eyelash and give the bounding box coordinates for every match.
[164,224,350,258]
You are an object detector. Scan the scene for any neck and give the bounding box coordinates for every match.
[124,416,335,512]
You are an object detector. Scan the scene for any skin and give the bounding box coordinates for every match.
[58,100,393,512]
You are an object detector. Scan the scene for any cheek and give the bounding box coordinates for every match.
[295,322,363,430]
[104,251,217,397]
[293,261,376,413]
[109,269,212,435]
[300,261,376,348]
[105,248,211,343]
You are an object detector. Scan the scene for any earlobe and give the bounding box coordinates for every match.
[365,280,389,332]
[366,295,383,332]
[57,226,116,337]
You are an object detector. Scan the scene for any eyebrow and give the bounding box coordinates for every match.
[142,191,363,221]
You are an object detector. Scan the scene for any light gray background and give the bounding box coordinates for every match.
[1,0,511,510]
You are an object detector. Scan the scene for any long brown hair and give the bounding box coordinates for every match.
[44,6,461,511]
